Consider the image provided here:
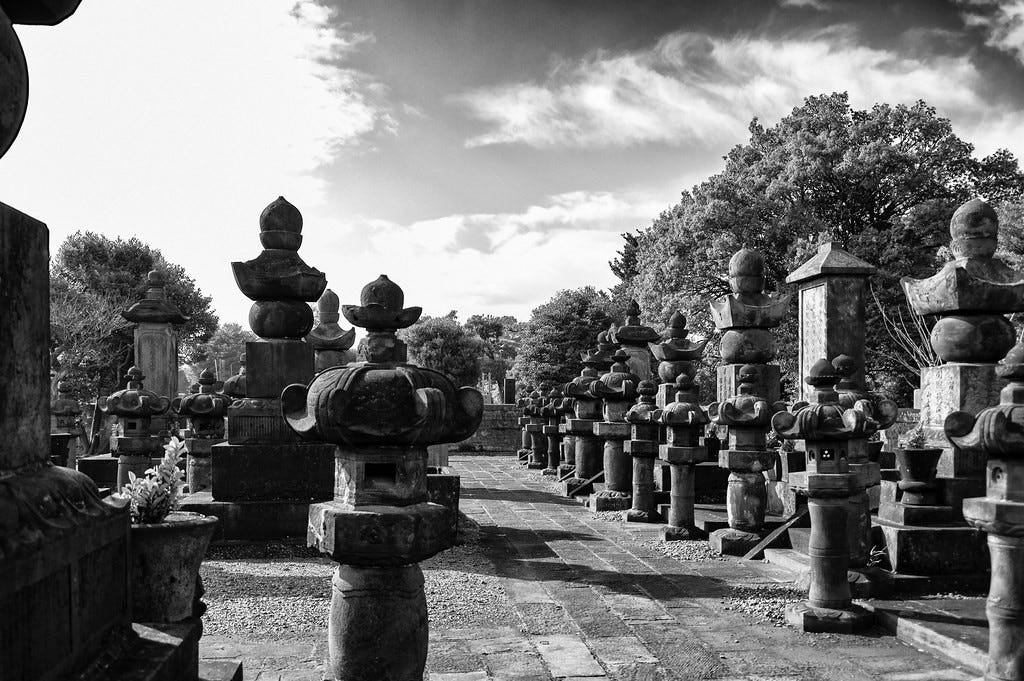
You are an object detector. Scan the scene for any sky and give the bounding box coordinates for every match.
[2,0,1024,328]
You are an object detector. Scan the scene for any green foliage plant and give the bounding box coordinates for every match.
[117,436,186,524]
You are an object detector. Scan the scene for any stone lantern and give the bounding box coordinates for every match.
[944,340,1024,681]
[624,380,662,522]
[771,359,872,633]
[590,348,640,511]
[282,274,483,681]
[515,387,534,464]
[706,364,779,554]
[172,368,232,494]
[542,385,565,476]
[709,248,790,404]
[658,374,710,540]
[524,387,547,470]
[307,288,357,372]
[562,348,605,497]
[50,379,83,467]
[612,299,658,381]
[99,367,172,488]
[556,391,577,478]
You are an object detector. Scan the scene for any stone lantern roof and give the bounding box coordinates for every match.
[659,374,709,427]
[708,364,776,428]
[946,341,1024,458]
[51,379,82,417]
[612,300,659,347]
[785,242,875,284]
[172,368,231,419]
[771,359,873,443]
[625,380,661,424]
[99,366,171,418]
[591,349,640,402]
[649,311,707,362]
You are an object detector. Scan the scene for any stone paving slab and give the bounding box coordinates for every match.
[200,455,981,680]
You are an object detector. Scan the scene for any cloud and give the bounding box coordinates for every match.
[957,0,1024,64]
[778,0,828,9]
[308,191,663,320]
[453,26,1010,153]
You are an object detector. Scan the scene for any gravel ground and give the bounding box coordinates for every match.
[723,584,805,627]
[642,537,727,563]
[201,512,515,638]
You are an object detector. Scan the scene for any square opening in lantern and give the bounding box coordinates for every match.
[364,462,397,487]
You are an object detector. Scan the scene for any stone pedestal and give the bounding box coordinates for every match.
[526,421,546,469]
[658,375,709,541]
[592,420,632,511]
[624,386,661,523]
[563,417,601,495]
[517,415,532,463]
[710,448,773,554]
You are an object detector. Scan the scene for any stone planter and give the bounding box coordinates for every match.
[129,511,218,622]
[895,447,943,506]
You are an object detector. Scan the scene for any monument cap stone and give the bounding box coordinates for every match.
[785,241,876,284]
[121,270,189,324]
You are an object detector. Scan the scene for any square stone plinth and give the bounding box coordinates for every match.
[788,471,859,496]
[244,339,315,399]
[919,363,1005,477]
[594,421,631,440]
[308,500,452,566]
[226,398,301,444]
[565,418,599,436]
[211,442,335,501]
[718,448,775,473]
[878,501,954,526]
[659,444,706,465]
[876,519,988,575]
[624,440,658,457]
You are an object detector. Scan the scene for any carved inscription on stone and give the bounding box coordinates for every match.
[799,284,827,402]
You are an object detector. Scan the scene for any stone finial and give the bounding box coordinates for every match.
[222,353,247,398]
[122,269,189,325]
[710,248,791,333]
[307,288,356,352]
[231,197,327,339]
[614,300,659,347]
[625,380,661,424]
[950,198,998,259]
[833,354,898,429]
[729,248,765,294]
[342,275,422,333]
[649,310,707,383]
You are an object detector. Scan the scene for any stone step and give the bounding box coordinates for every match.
[863,599,987,676]
[693,504,789,534]
[200,659,244,681]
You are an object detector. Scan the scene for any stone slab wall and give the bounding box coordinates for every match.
[455,404,519,453]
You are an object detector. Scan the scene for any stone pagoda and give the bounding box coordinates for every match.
[590,348,641,510]
[612,299,659,380]
[179,197,335,539]
[172,368,232,494]
[122,269,189,404]
[306,288,356,372]
[562,347,606,497]
[99,367,172,488]
[707,364,779,555]
[945,340,1024,681]
[658,373,710,540]
[771,359,872,633]
[709,248,790,404]
[903,198,1024,484]
[624,380,662,522]
[282,274,482,681]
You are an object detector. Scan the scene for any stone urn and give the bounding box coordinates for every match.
[894,447,943,505]
[129,511,218,622]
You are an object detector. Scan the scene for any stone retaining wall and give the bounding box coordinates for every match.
[455,403,519,453]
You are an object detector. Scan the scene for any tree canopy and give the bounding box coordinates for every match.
[399,315,485,388]
[511,287,619,393]
[614,92,1024,402]
[51,231,219,394]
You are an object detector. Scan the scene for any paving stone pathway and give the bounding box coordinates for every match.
[201,455,976,681]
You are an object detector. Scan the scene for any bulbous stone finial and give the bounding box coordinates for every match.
[260,196,303,233]
[318,289,341,323]
[729,249,766,294]
[649,310,707,383]
[343,275,422,333]
[950,198,998,259]
[308,288,356,363]
[614,300,659,347]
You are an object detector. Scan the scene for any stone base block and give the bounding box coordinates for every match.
[526,461,545,470]
[309,501,452,566]
[785,601,872,633]
[879,476,984,522]
[709,527,763,556]
[179,491,312,540]
[244,339,314,398]
[589,492,631,511]
[78,453,118,489]
[561,478,591,497]
[557,464,575,478]
[594,421,631,439]
[624,508,662,523]
[661,525,696,542]
[877,520,988,575]
[210,442,335,502]
[226,398,300,445]
[542,467,558,476]
[878,502,954,526]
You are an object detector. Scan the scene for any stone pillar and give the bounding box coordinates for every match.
[785,242,875,404]
[659,374,710,540]
[624,380,661,522]
[172,368,231,494]
[99,367,172,488]
[612,299,658,381]
[772,359,871,633]
[946,341,1024,681]
[306,288,356,372]
[524,388,547,470]
[282,274,482,681]
[562,349,606,496]
[707,363,778,555]
[542,386,564,476]
[122,269,188,402]
[556,394,577,478]
[903,199,1024,484]
[590,349,639,511]
[709,249,790,405]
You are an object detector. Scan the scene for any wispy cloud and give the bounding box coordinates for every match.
[958,0,1024,64]
[453,27,1005,151]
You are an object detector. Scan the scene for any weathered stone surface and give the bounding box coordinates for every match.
[244,339,315,399]
[210,442,335,501]
[309,501,452,566]
[717,363,781,406]
[0,12,27,161]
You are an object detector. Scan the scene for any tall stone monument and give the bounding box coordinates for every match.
[945,341,1024,681]
[179,197,335,539]
[624,380,662,522]
[282,274,482,681]
[786,242,876,403]
[1,3,207,676]
[122,269,188,402]
[709,249,790,404]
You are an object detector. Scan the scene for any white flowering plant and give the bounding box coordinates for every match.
[118,436,186,524]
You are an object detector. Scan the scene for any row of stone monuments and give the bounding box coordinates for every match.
[514,199,1024,677]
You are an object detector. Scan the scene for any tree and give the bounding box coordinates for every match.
[399,316,485,387]
[194,322,257,381]
[465,313,521,387]
[51,231,219,393]
[617,93,1024,402]
[511,287,618,393]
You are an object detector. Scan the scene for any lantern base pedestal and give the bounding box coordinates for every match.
[561,478,592,497]
[661,525,696,542]
[785,601,872,633]
[624,508,661,523]
[588,489,631,511]
[709,527,763,556]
